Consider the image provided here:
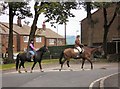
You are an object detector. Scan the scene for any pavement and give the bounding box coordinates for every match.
[102,73,119,87]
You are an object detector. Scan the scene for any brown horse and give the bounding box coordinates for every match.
[59,46,102,71]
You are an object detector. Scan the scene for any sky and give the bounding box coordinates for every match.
[0,1,97,37]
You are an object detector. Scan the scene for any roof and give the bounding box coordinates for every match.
[0,22,64,38]
[36,28,64,38]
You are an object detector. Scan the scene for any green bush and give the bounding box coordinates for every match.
[3,57,15,64]
[107,53,120,62]
[43,45,74,59]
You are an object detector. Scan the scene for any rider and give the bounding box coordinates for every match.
[75,35,83,57]
[29,39,36,60]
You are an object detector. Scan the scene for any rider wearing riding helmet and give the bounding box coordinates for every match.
[29,39,36,59]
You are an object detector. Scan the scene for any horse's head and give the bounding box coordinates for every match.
[38,45,49,53]
[43,45,49,52]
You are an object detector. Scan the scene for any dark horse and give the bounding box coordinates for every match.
[16,45,48,73]
[59,46,102,71]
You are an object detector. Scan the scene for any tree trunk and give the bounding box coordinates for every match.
[103,26,109,58]
[27,13,39,51]
[86,2,93,47]
[8,3,14,59]
[102,6,117,58]
[27,2,45,51]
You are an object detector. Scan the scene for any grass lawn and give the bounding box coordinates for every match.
[0,59,58,71]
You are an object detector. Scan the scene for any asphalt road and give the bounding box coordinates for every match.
[1,63,119,87]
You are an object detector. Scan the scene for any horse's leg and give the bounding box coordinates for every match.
[38,61,44,72]
[18,62,22,73]
[30,61,37,73]
[81,59,85,70]
[67,60,70,67]
[87,58,93,69]
[22,62,27,73]
[67,60,73,71]
[59,58,66,71]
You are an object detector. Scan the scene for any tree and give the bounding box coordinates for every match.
[95,2,120,58]
[27,2,47,50]
[27,2,78,48]
[1,2,32,59]
[85,2,94,46]
[43,2,77,45]
[43,2,77,24]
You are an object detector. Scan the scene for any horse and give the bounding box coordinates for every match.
[59,46,102,71]
[16,45,48,73]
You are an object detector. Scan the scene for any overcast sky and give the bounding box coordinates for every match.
[0,1,97,37]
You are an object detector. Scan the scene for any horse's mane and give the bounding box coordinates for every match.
[37,47,43,52]
[84,46,98,48]
[36,46,45,52]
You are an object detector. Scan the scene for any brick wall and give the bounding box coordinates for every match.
[1,34,65,53]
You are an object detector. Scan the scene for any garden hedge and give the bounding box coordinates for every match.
[43,45,74,59]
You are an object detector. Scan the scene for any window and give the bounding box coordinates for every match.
[36,37,41,42]
[23,36,29,42]
[49,39,55,45]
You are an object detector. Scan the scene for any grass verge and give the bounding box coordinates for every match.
[0,59,58,71]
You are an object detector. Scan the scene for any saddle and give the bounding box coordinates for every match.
[74,47,84,58]
[74,47,84,54]
[26,52,32,59]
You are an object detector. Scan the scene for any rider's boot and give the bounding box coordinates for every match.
[31,55,34,61]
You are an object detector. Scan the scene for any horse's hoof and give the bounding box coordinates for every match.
[70,69,73,71]
[18,71,21,73]
[40,69,44,72]
[24,69,27,73]
[41,70,44,72]
[59,69,61,71]
[68,67,73,71]
[81,68,84,71]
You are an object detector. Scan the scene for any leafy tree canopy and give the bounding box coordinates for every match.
[35,2,78,27]
[1,1,32,18]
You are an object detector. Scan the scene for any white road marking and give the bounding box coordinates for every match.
[100,72,119,89]
[89,72,119,89]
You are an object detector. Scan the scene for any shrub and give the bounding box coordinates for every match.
[43,45,74,59]
[107,53,120,62]
[3,57,15,64]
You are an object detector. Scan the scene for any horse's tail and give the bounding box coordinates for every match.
[59,51,64,64]
[16,54,20,71]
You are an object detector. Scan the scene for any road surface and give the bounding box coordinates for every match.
[1,62,119,88]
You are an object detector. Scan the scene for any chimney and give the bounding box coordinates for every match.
[17,16,22,27]
[42,21,46,30]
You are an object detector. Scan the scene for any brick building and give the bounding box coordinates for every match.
[81,4,120,46]
[0,22,65,54]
